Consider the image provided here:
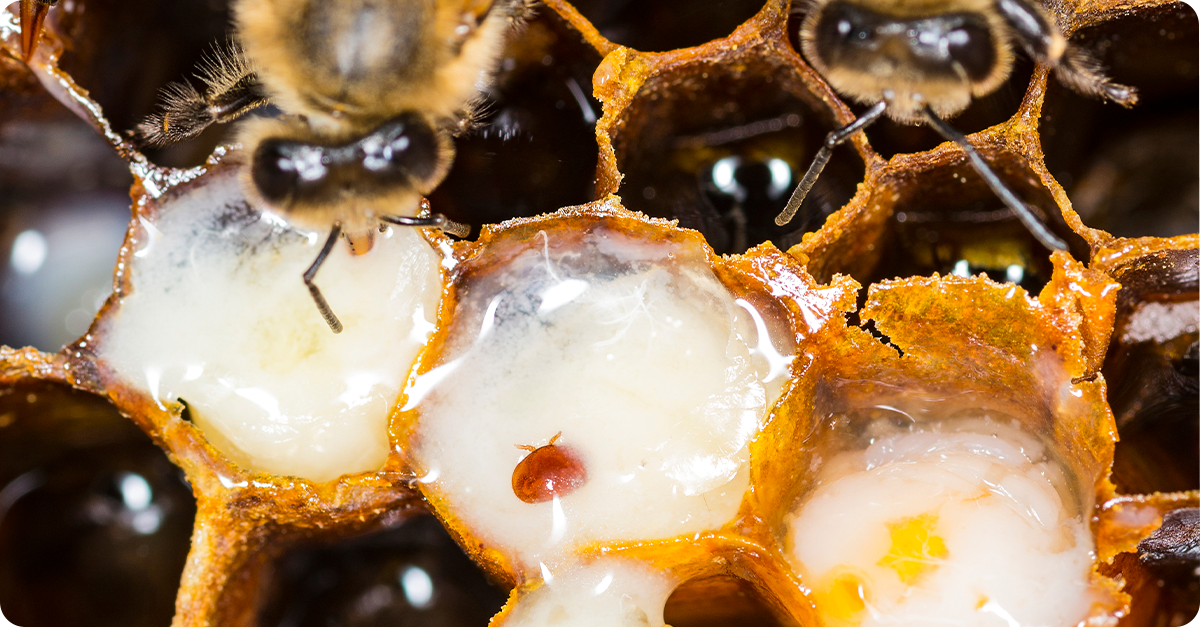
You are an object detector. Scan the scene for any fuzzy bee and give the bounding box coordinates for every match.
[777,0,1137,251]
[16,0,529,333]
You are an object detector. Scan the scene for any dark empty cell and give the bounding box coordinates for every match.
[0,111,133,352]
[663,575,782,627]
[1041,5,1199,238]
[618,66,863,255]
[866,159,1077,293]
[428,12,601,238]
[572,0,765,52]
[785,4,1035,158]
[0,383,195,626]
[258,516,507,626]
[1103,248,1199,494]
[49,0,237,168]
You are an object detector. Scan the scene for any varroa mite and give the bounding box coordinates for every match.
[512,432,587,504]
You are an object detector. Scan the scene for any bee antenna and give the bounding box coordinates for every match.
[304,224,345,333]
[919,105,1069,252]
[775,100,887,227]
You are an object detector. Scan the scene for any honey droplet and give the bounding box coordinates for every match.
[512,435,587,504]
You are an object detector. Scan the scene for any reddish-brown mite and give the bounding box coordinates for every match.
[512,432,588,504]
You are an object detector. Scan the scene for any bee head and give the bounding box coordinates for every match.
[242,112,452,230]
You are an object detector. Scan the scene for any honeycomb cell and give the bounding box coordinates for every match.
[1094,242,1199,494]
[497,556,677,625]
[661,575,781,627]
[0,380,194,626]
[866,153,1081,293]
[569,0,764,52]
[258,516,507,626]
[0,110,131,351]
[786,413,1098,625]
[1041,4,1199,238]
[596,12,865,254]
[41,0,240,168]
[95,158,446,482]
[400,206,794,576]
[429,10,602,237]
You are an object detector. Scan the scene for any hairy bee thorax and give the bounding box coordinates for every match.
[235,0,518,133]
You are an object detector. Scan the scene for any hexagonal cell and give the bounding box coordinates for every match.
[763,264,1127,625]
[0,378,194,626]
[594,5,866,255]
[1041,3,1199,238]
[497,556,679,625]
[0,106,131,351]
[398,205,796,578]
[662,574,782,627]
[1094,241,1199,495]
[429,9,602,237]
[570,0,764,52]
[49,0,240,168]
[799,139,1084,291]
[258,515,507,625]
[785,410,1099,625]
[865,149,1084,293]
[93,156,447,482]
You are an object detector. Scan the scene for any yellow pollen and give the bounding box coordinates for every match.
[878,512,949,585]
[817,568,869,625]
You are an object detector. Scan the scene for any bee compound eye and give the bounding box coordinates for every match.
[816,1,874,50]
[252,139,330,206]
[943,19,997,82]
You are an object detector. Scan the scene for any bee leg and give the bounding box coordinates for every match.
[303,223,344,334]
[380,214,471,239]
[919,104,1069,251]
[18,0,56,62]
[994,0,1137,107]
[775,100,887,227]
[135,44,270,147]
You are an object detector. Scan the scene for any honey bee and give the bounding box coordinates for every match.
[777,0,1138,251]
[116,0,530,333]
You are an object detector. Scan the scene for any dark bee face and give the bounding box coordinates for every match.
[811,1,998,84]
[251,113,444,212]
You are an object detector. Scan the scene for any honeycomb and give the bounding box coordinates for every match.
[0,0,1196,625]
